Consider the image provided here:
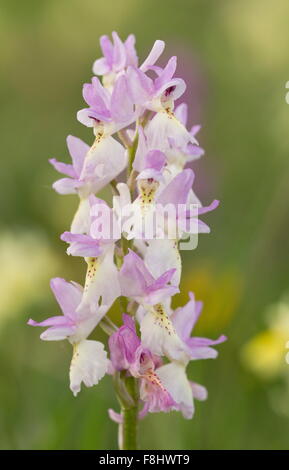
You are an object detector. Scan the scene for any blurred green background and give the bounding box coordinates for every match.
[1,0,289,449]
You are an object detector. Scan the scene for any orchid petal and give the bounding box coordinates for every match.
[52,177,81,195]
[49,158,76,178]
[66,135,89,177]
[69,340,109,396]
[174,103,188,126]
[140,40,165,72]
[50,277,83,320]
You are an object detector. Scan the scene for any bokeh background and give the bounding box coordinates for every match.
[1,0,289,450]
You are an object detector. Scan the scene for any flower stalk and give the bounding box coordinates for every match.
[119,377,139,450]
[28,31,227,451]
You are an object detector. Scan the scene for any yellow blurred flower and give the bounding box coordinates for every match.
[0,230,59,325]
[241,295,289,380]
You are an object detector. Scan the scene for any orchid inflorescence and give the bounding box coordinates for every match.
[28,32,226,449]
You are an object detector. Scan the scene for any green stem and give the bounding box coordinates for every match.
[127,133,139,179]
[115,237,132,314]
[119,377,139,450]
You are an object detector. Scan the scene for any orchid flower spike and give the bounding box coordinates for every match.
[29,31,227,444]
